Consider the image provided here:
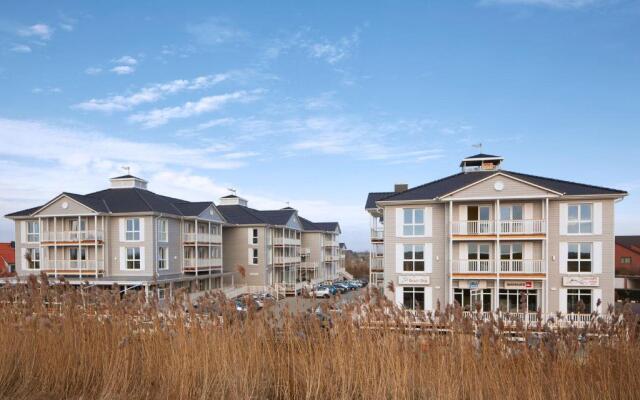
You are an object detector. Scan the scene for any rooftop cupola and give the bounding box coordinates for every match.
[219,194,248,207]
[109,174,148,189]
[460,153,503,173]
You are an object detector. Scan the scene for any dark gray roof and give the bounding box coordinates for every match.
[365,192,395,209]
[111,174,145,180]
[463,153,502,160]
[617,236,640,252]
[366,170,627,207]
[6,188,217,218]
[299,216,319,231]
[217,205,298,226]
[314,222,340,232]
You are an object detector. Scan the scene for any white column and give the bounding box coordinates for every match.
[195,220,198,279]
[495,199,500,312]
[94,215,98,278]
[78,216,82,280]
[448,200,453,305]
[54,216,58,279]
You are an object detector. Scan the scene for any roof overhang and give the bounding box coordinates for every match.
[438,171,564,199]
[31,193,101,217]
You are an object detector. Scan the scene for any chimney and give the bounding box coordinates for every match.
[394,183,409,193]
[10,241,15,249]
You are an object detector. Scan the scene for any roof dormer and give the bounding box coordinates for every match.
[219,194,248,207]
[109,175,148,189]
[460,154,503,173]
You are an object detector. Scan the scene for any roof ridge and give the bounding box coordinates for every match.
[504,170,627,194]
[381,171,468,201]
[132,188,156,213]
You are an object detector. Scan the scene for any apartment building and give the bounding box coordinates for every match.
[5,175,228,298]
[615,236,640,301]
[366,154,627,317]
[299,217,343,283]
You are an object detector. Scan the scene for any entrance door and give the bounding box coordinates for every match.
[468,206,491,234]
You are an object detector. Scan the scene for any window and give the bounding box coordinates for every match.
[252,228,259,244]
[26,221,40,242]
[500,243,523,260]
[568,203,592,234]
[500,205,523,221]
[499,289,538,313]
[25,248,40,270]
[403,286,425,311]
[157,219,168,242]
[157,287,166,300]
[403,208,424,236]
[568,243,592,273]
[252,248,258,265]
[126,247,141,270]
[621,257,632,264]
[70,218,87,232]
[454,288,492,312]
[468,243,491,272]
[212,246,221,259]
[210,224,220,235]
[126,218,141,241]
[567,289,592,314]
[403,244,425,272]
[158,247,168,270]
[69,248,87,261]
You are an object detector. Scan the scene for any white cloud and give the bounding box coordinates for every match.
[10,44,31,53]
[31,87,62,94]
[112,55,138,65]
[74,73,230,112]
[129,90,262,128]
[18,23,53,40]
[110,65,135,75]
[186,18,248,45]
[59,23,74,32]
[307,30,360,64]
[480,0,604,8]
[84,67,102,75]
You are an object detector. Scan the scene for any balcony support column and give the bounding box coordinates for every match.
[78,215,82,280]
[448,200,453,305]
[495,199,500,312]
[195,219,198,282]
[94,214,98,278]
[54,216,58,279]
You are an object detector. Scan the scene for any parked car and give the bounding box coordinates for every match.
[347,280,364,288]
[310,286,333,298]
[332,282,349,293]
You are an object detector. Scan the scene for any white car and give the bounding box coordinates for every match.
[311,286,332,298]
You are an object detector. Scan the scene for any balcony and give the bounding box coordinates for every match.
[273,237,301,246]
[499,260,545,273]
[323,239,338,247]
[183,258,222,269]
[452,260,496,273]
[451,220,545,236]
[370,257,384,271]
[300,261,318,270]
[370,228,384,241]
[273,256,300,264]
[42,231,105,243]
[301,247,311,256]
[183,232,222,243]
[43,260,105,272]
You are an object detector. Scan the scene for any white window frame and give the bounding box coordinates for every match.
[157,219,168,242]
[567,289,592,314]
[126,247,142,270]
[69,247,87,261]
[402,286,425,311]
[252,228,259,245]
[403,244,425,272]
[27,221,40,243]
[157,247,168,270]
[567,242,592,273]
[403,208,425,236]
[252,248,258,265]
[500,204,523,221]
[25,248,40,270]
[567,203,593,235]
[126,218,141,241]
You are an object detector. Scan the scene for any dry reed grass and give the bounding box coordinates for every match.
[0,274,638,400]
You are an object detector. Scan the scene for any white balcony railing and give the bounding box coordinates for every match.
[370,228,384,240]
[451,220,546,235]
[44,260,104,270]
[183,233,222,243]
[370,257,384,271]
[300,261,318,270]
[499,260,545,273]
[273,237,301,246]
[452,260,495,273]
[183,258,222,268]
[42,231,104,242]
[273,256,300,264]
[498,220,545,235]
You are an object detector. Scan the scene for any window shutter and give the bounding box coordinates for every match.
[395,243,404,273]
[593,202,602,235]
[247,228,253,245]
[524,243,533,260]
[165,248,170,270]
[425,287,433,312]
[458,242,467,260]
[20,248,27,271]
[458,205,467,235]
[138,218,145,241]
[395,208,404,238]
[559,242,568,274]
[139,247,145,271]
[424,207,432,237]
[395,286,403,308]
[425,243,433,273]
[119,247,126,271]
[592,289,602,313]
[559,203,568,235]
[248,248,253,265]
[559,289,567,314]
[524,203,533,220]
[20,221,26,243]
[119,219,125,242]
[592,241,602,274]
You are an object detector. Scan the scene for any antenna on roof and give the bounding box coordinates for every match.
[285,201,290,207]
[121,166,131,175]
[472,143,482,150]
[227,188,237,195]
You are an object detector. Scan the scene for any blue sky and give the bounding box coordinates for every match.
[0,0,638,250]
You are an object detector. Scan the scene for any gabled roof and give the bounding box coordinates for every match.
[258,209,298,226]
[6,188,221,219]
[299,216,320,231]
[314,222,340,232]
[616,236,640,253]
[0,243,15,265]
[217,205,265,224]
[366,170,627,206]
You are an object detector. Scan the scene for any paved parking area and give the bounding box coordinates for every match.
[272,287,367,314]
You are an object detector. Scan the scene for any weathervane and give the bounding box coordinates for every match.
[121,166,131,175]
[472,143,482,150]
[227,188,237,195]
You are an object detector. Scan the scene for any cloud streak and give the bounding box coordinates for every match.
[480,0,604,8]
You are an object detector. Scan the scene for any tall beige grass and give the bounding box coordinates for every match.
[0,274,638,399]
